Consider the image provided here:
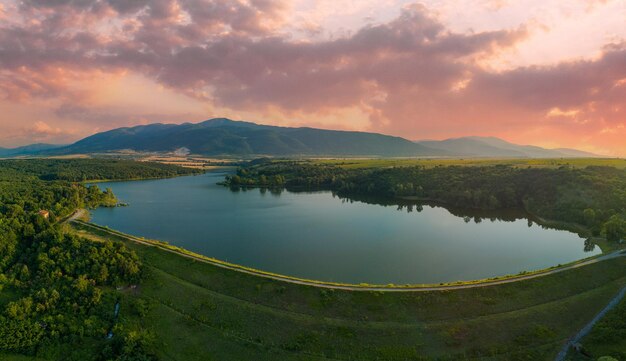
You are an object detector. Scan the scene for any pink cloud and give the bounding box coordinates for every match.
[0,1,625,155]
[31,120,62,136]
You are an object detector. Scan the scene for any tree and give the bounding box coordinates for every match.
[603,215,626,242]
[583,208,596,226]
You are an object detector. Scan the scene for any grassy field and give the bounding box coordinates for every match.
[65,223,626,361]
[311,157,626,169]
[570,294,626,360]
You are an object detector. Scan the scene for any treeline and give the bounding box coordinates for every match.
[0,159,201,182]
[223,161,626,241]
[0,160,166,360]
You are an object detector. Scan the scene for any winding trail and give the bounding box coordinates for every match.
[70,216,626,292]
[554,285,626,361]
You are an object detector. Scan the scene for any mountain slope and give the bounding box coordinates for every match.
[0,143,66,157]
[57,118,446,157]
[24,119,600,158]
[416,136,599,158]
[417,138,527,157]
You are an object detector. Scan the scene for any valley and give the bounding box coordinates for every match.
[0,158,624,361]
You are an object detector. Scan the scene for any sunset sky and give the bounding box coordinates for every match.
[1,0,625,155]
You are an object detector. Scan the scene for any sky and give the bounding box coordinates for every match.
[0,0,625,155]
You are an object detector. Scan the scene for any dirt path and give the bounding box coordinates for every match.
[554,285,626,361]
[66,209,87,223]
[71,219,626,292]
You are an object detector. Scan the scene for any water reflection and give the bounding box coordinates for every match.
[584,238,597,253]
[228,185,596,253]
[90,173,600,284]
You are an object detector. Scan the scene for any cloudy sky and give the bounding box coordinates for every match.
[1,0,625,155]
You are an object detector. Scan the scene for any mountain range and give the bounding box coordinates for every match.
[0,118,600,158]
[0,143,66,157]
[416,136,598,158]
[46,118,446,157]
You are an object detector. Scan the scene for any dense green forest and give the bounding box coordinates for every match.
[0,159,198,360]
[0,159,201,182]
[223,160,626,241]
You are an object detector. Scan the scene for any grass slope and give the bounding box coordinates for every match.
[71,223,626,361]
[570,295,626,360]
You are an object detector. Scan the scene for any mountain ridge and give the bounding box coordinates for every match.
[51,118,447,157]
[0,143,67,157]
[3,118,601,158]
[416,136,599,158]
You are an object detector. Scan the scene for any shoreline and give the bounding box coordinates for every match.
[82,166,234,184]
[223,181,605,248]
[70,218,625,292]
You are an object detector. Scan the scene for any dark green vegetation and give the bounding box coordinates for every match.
[314,157,626,169]
[0,229,141,357]
[71,223,626,360]
[45,118,597,158]
[0,159,201,182]
[0,159,201,360]
[574,295,626,360]
[223,160,626,242]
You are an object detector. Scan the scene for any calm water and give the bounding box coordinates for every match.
[90,172,600,284]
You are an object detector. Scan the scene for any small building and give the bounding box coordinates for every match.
[38,210,50,219]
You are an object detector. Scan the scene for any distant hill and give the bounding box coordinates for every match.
[51,118,447,157]
[10,119,599,158]
[0,143,66,157]
[416,136,599,158]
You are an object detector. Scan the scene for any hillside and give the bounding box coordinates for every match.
[10,119,601,158]
[417,136,599,158]
[0,143,66,157]
[53,118,445,157]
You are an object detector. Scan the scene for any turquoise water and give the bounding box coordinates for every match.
[90,172,600,284]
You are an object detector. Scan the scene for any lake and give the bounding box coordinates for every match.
[90,171,600,284]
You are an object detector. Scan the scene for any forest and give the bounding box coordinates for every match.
[223,160,626,242]
[0,159,195,360]
[0,159,201,182]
